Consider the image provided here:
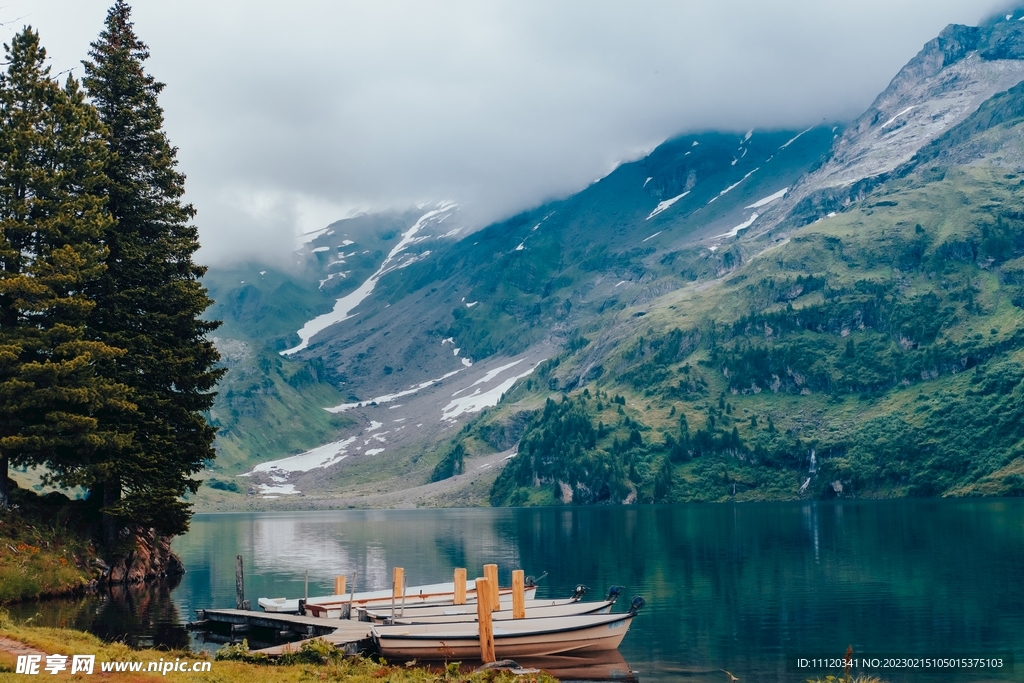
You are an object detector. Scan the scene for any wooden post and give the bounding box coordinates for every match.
[453,568,467,605]
[349,572,357,614]
[334,575,346,596]
[391,567,404,619]
[512,569,525,619]
[400,574,407,616]
[235,555,245,610]
[483,564,499,611]
[475,577,496,663]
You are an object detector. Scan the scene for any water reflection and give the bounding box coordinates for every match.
[6,578,188,650]
[8,500,1023,682]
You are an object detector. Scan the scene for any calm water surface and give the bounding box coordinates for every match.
[9,500,1024,682]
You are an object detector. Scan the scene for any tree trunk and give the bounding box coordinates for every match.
[102,478,121,546]
[0,454,8,509]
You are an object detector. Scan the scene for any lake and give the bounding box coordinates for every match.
[7,499,1023,682]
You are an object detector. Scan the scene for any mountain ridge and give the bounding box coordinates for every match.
[192,12,1024,510]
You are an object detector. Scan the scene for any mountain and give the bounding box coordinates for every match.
[197,127,836,504]
[754,17,1024,235]
[195,12,1024,509]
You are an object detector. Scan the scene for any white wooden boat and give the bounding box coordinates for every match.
[365,596,581,623]
[385,598,615,625]
[372,611,636,659]
[258,582,537,615]
[364,583,615,623]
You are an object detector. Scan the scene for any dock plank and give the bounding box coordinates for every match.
[251,628,373,657]
[202,608,345,630]
[199,609,373,656]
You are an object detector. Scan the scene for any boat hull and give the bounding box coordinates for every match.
[386,599,614,625]
[372,613,634,660]
[365,596,583,623]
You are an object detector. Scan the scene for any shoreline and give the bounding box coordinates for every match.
[0,620,560,682]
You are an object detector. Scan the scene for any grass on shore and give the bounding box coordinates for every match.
[0,613,897,683]
[0,614,560,682]
[0,502,98,604]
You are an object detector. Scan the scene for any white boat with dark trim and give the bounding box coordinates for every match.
[372,611,637,659]
[365,585,617,624]
[372,598,645,660]
[385,598,616,625]
[258,582,538,615]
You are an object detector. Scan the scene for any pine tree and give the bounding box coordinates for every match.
[0,28,133,509]
[82,2,223,538]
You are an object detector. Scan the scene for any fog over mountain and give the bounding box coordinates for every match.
[9,0,1007,265]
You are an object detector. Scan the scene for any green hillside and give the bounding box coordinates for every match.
[458,86,1024,505]
[378,127,836,359]
[199,130,834,479]
[196,30,1024,508]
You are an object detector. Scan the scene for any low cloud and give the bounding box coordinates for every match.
[11,0,1005,265]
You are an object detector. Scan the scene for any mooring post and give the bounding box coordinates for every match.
[400,574,408,617]
[475,577,496,663]
[483,564,499,611]
[512,569,525,619]
[334,575,346,596]
[453,568,467,605]
[235,555,245,610]
[391,567,404,620]
[349,572,357,619]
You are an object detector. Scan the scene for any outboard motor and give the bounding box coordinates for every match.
[606,585,623,603]
[524,571,546,588]
[572,584,589,601]
[629,596,646,615]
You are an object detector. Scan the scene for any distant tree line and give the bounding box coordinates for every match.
[0,2,222,543]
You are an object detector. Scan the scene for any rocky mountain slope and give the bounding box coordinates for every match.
[754,18,1024,236]
[195,12,1024,509]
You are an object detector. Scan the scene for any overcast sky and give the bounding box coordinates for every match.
[6,1,1007,265]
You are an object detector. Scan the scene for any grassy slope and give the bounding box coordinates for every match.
[459,152,1024,504]
[0,492,100,603]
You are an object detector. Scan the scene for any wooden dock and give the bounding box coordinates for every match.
[195,609,373,656]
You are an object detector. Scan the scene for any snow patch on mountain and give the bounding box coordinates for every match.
[646,191,689,220]
[282,201,457,355]
[880,105,916,129]
[779,127,813,150]
[474,359,524,386]
[707,168,759,205]
[441,363,539,422]
[717,212,759,238]
[246,436,357,475]
[325,369,465,413]
[746,188,789,209]
[258,484,299,497]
